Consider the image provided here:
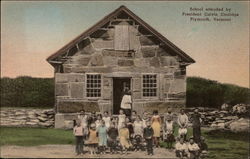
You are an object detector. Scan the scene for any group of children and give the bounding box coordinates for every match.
[73,108,208,158]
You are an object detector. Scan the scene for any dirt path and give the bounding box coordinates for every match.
[1,145,176,158]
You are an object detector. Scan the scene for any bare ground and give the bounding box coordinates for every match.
[1,145,176,158]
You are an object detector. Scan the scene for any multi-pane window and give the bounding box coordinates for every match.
[86,74,101,97]
[143,74,157,97]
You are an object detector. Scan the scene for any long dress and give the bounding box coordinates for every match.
[87,129,98,145]
[119,127,131,148]
[97,126,107,146]
[151,115,161,137]
[134,121,144,136]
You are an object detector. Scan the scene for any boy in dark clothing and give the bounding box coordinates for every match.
[107,123,119,154]
[143,121,154,155]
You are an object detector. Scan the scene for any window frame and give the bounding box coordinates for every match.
[85,73,102,99]
[141,73,158,98]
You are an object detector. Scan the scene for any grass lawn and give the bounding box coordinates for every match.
[160,125,249,159]
[203,129,249,159]
[0,127,74,146]
[0,126,249,159]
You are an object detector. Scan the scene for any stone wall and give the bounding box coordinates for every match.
[0,108,54,127]
[185,108,247,131]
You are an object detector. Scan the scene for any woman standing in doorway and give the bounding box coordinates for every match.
[120,88,132,117]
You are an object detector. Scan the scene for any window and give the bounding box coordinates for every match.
[143,74,157,97]
[86,74,101,97]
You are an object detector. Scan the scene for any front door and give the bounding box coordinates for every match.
[113,78,131,114]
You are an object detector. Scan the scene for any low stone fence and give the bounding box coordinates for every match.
[1,107,248,132]
[185,107,249,132]
[0,108,54,127]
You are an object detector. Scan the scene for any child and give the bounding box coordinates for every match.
[133,115,144,151]
[175,137,188,158]
[131,110,137,122]
[73,120,84,155]
[133,115,144,137]
[87,123,98,155]
[187,137,200,159]
[107,123,119,154]
[111,116,118,129]
[102,111,111,129]
[78,110,89,140]
[142,112,148,129]
[199,136,208,159]
[88,112,97,126]
[164,117,175,149]
[177,109,189,141]
[143,121,154,155]
[95,114,102,129]
[97,120,108,154]
[118,109,126,130]
[119,122,131,154]
[165,108,173,121]
[151,110,161,148]
[125,117,134,139]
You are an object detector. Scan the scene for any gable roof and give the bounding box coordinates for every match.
[47,5,195,64]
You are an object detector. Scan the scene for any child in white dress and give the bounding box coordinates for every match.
[118,109,126,130]
[95,114,102,129]
[102,111,111,129]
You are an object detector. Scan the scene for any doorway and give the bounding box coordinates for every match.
[113,78,131,114]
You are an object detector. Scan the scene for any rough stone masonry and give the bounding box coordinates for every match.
[46,6,195,128]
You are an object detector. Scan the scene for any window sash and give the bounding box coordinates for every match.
[142,74,157,97]
[86,74,101,97]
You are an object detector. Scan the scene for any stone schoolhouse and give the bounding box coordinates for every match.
[47,6,195,128]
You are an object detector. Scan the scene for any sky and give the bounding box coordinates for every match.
[1,1,249,88]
